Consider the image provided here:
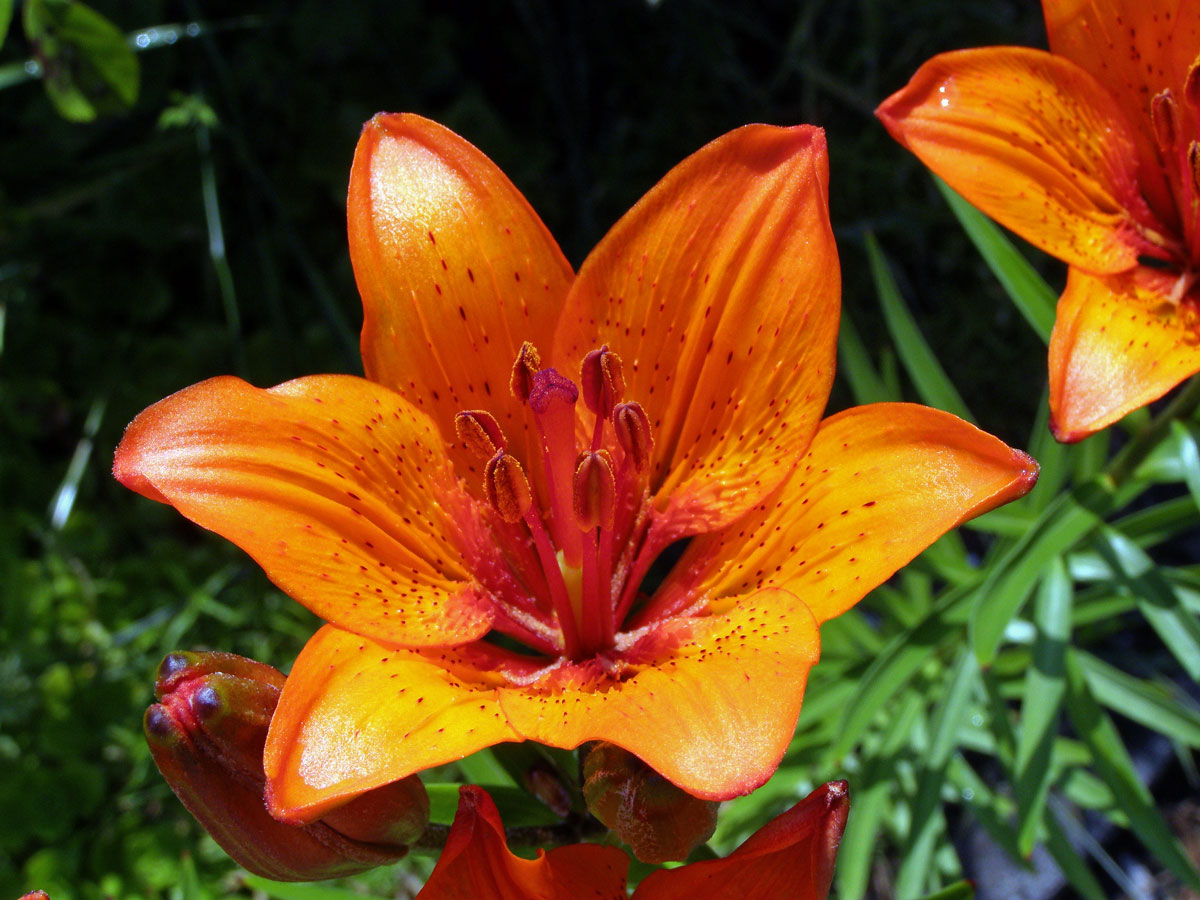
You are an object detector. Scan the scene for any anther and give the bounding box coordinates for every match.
[613,401,653,473]
[455,410,507,461]
[484,451,533,523]
[1186,53,1200,109]
[511,342,542,402]
[581,347,625,419]
[574,450,616,531]
[1152,89,1180,153]
[1189,141,1200,197]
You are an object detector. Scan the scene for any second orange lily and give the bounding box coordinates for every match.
[114,113,1035,824]
[877,0,1200,441]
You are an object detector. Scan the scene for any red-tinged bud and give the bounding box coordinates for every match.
[574,450,616,530]
[613,401,653,473]
[511,341,542,401]
[523,761,572,819]
[146,651,429,881]
[581,346,625,419]
[582,743,718,864]
[484,450,533,523]
[1152,89,1180,152]
[1187,53,1200,109]
[19,892,51,900]
[455,409,507,460]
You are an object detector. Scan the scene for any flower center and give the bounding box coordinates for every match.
[455,344,658,660]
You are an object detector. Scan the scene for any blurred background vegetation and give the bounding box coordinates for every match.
[11,1,1196,899]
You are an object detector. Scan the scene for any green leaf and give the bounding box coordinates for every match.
[915,881,975,900]
[838,306,892,405]
[865,232,973,422]
[1064,651,1200,889]
[1170,420,1200,508]
[0,0,14,51]
[1014,558,1071,855]
[1093,526,1200,680]
[934,176,1057,342]
[1042,808,1108,900]
[23,0,139,122]
[425,783,561,827]
[457,748,517,787]
[242,877,391,900]
[1074,649,1200,747]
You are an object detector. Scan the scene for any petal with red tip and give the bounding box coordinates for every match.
[647,403,1037,626]
[264,625,524,823]
[1049,266,1200,441]
[349,113,574,479]
[555,124,840,539]
[632,781,848,900]
[499,587,820,801]
[416,786,629,900]
[876,46,1146,272]
[113,374,497,647]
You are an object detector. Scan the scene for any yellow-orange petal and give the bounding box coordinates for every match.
[263,625,524,823]
[498,587,820,801]
[554,124,840,539]
[632,780,848,900]
[113,374,496,647]
[877,46,1144,272]
[416,786,629,900]
[648,404,1037,626]
[349,113,574,480]
[1049,266,1200,441]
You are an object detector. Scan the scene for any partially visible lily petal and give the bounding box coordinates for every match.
[556,124,840,539]
[264,625,524,823]
[646,403,1037,625]
[349,113,574,478]
[631,781,848,900]
[877,46,1146,272]
[1049,267,1200,440]
[416,786,629,900]
[499,587,820,801]
[113,375,498,648]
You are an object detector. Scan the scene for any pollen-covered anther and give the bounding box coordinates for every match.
[455,410,507,461]
[483,450,533,523]
[1185,52,1200,109]
[581,346,626,419]
[1189,141,1200,198]
[1152,89,1179,153]
[574,450,616,531]
[510,341,542,402]
[613,401,654,473]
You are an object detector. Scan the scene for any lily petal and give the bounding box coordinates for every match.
[876,46,1145,272]
[555,124,840,539]
[1049,266,1200,440]
[113,375,496,647]
[349,113,574,477]
[632,780,848,900]
[499,587,820,801]
[263,625,523,823]
[416,786,629,900]
[648,403,1038,625]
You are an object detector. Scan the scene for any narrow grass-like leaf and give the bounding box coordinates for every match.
[457,748,517,787]
[1170,420,1200,508]
[1075,650,1200,746]
[895,649,979,899]
[1093,526,1200,679]
[1064,652,1200,888]
[1026,388,1070,513]
[425,783,561,827]
[947,754,1023,860]
[934,176,1056,342]
[1014,558,1071,855]
[866,232,973,422]
[915,882,975,900]
[1042,808,1108,900]
[838,306,892,405]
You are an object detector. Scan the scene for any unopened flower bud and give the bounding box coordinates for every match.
[523,761,572,819]
[582,743,718,864]
[146,651,429,881]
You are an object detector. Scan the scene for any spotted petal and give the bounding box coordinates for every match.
[416,786,629,900]
[643,404,1038,626]
[555,124,840,540]
[349,113,574,478]
[1049,266,1200,440]
[113,375,496,648]
[264,625,525,823]
[499,587,820,801]
[877,46,1146,272]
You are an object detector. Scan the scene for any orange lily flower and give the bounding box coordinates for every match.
[876,1,1200,441]
[415,782,848,900]
[114,113,1036,824]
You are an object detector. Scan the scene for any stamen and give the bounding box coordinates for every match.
[613,401,654,473]
[574,451,617,652]
[528,369,583,566]
[1152,89,1180,154]
[511,341,542,401]
[455,410,507,461]
[581,347,625,449]
[1186,52,1200,109]
[483,451,533,523]
[573,450,616,531]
